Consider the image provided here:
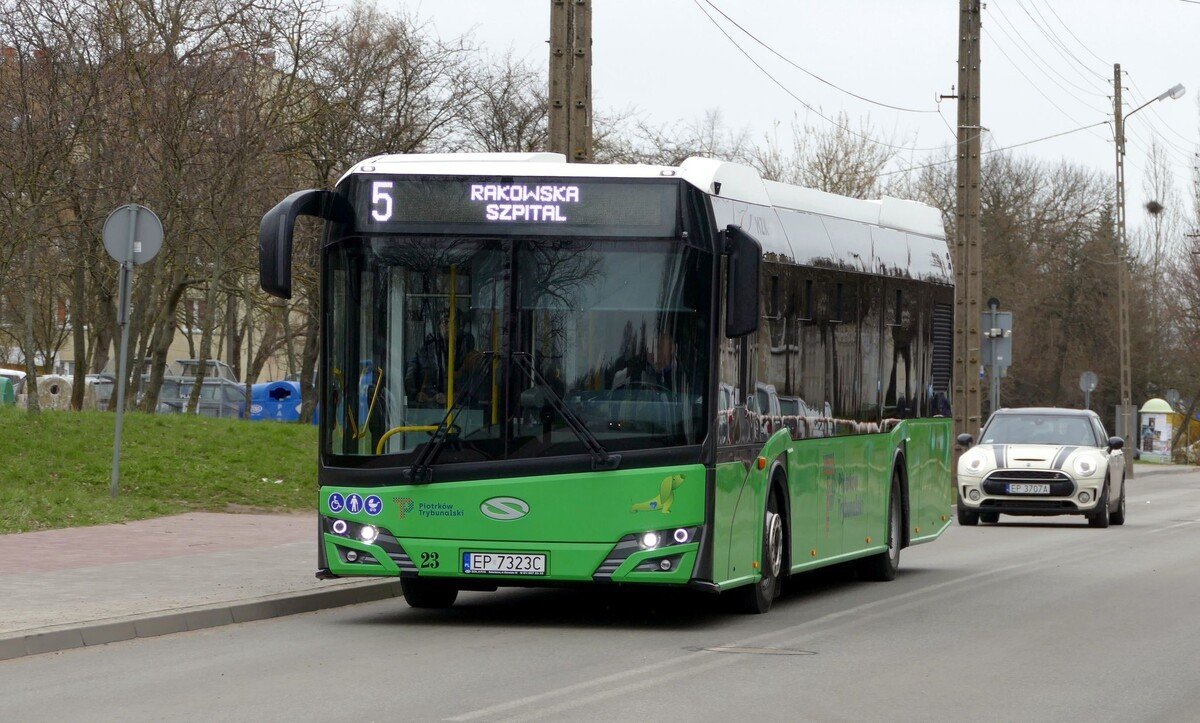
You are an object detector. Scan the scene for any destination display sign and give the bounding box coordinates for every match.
[352,176,678,237]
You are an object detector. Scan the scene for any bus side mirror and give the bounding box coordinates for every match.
[259,190,350,299]
[724,224,761,338]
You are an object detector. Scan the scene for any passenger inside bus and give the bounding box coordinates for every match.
[404,315,476,406]
[612,328,678,391]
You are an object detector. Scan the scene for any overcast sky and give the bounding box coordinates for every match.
[402,0,1200,230]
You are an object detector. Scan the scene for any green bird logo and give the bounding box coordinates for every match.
[632,474,685,514]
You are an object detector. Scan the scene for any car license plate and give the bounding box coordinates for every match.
[1007,483,1051,495]
[462,552,546,575]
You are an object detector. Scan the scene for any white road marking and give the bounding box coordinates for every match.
[1148,520,1200,534]
[450,491,1199,721]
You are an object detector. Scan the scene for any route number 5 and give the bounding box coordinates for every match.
[371,181,393,222]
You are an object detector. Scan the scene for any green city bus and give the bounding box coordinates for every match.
[259,153,954,613]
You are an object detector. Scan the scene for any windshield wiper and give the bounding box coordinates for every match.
[511,352,621,471]
[409,351,496,483]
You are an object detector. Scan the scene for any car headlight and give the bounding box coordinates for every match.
[1072,455,1099,478]
[961,451,987,474]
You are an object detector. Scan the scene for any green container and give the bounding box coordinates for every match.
[0,378,14,406]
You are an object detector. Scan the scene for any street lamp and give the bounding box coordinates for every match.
[1113,66,1185,453]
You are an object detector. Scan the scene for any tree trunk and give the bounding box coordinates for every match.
[137,274,189,412]
[186,261,222,414]
[70,260,87,409]
[22,240,41,414]
[298,303,319,424]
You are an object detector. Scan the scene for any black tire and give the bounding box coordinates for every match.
[1088,484,1111,528]
[733,486,785,614]
[956,490,979,526]
[979,511,999,524]
[1110,476,1126,526]
[860,476,901,582]
[401,577,459,609]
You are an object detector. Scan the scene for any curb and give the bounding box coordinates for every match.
[0,579,402,663]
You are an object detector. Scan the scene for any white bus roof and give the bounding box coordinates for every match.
[341,152,946,240]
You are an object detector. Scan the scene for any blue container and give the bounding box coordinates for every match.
[249,381,303,422]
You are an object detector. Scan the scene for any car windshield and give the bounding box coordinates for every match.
[981,414,1098,447]
[323,235,712,463]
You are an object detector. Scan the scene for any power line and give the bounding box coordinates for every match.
[1012,0,1110,85]
[877,121,1111,178]
[987,2,1109,101]
[1037,0,1111,67]
[988,6,1108,111]
[698,0,939,114]
[692,0,961,153]
[982,26,1111,146]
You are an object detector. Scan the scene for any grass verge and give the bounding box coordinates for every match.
[0,406,316,533]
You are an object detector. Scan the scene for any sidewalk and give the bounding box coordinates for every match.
[0,513,400,661]
[1132,462,1197,477]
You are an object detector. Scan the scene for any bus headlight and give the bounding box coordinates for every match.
[640,532,660,550]
[331,519,348,536]
[359,525,379,544]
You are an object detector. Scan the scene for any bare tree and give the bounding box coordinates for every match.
[458,52,547,153]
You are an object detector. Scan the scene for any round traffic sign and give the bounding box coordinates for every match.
[1078,371,1098,393]
[103,204,163,265]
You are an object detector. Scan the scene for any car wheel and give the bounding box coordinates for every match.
[401,577,459,609]
[979,511,999,524]
[860,475,902,582]
[1110,478,1126,526]
[956,490,979,526]
[733,486,785,614]
[1088,484,1110,529]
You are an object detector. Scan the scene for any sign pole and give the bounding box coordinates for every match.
[102,203,163,500]
[110,206,138,498]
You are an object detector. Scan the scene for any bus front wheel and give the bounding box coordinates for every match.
[401,577,459,609]
[733,486,785,614]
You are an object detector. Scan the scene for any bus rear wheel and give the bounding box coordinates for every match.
[401,577,459,609]
[733,486,784,614]
[860,475,901,582]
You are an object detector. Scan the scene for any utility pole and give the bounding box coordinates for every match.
[954,0,983,444]
[548,0,593,162]
[1112,62,1135,452]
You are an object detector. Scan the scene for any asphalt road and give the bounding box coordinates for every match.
[3,469,1200,722]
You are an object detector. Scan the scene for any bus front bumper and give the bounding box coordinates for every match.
[320,522,700,586]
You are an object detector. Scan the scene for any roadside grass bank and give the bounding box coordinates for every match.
[0,407,316,533]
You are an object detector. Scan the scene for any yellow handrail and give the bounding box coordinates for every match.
[447,264,457,412]
[491,309,499,425]
[350,368,385,440]
[375,424,440,455]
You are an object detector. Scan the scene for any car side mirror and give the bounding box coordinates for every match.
[956,433,974,448]
[1107,436,1124,451]
[723,224,761,338]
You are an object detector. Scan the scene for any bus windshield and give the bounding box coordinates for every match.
[324,235,712,464]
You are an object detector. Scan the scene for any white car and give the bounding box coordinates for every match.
[956,407,1127,528]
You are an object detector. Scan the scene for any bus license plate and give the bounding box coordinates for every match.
[462,552,546,576]
[1007,483,1050,495]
